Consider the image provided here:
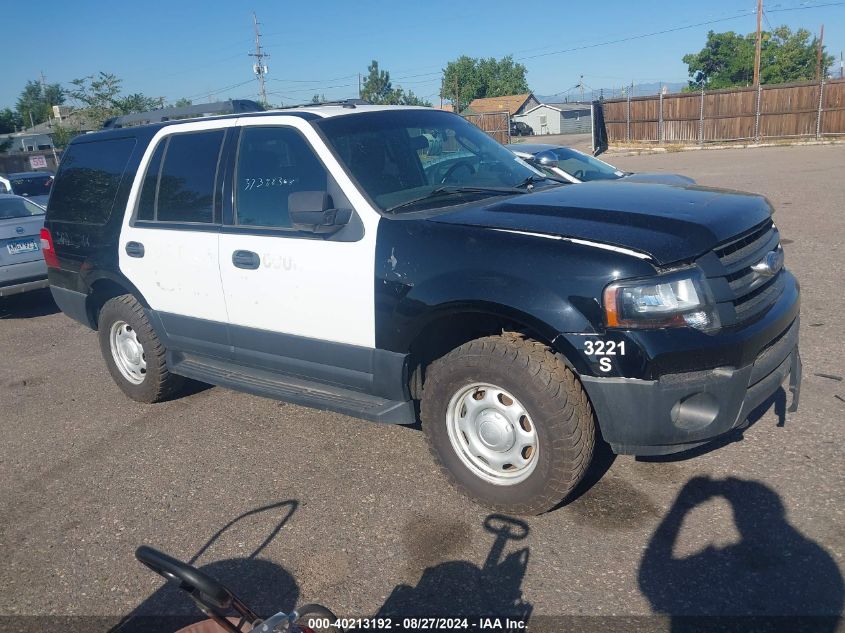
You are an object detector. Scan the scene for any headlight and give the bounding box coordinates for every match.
[603,268,720,331]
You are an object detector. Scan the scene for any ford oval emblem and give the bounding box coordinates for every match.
[751,249,784,277]
[15,226,24,235]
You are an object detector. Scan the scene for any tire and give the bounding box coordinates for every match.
[97,294,184,403]
[421,332,595,515]
[292,603,343,632]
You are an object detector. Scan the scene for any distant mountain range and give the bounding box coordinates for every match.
[537,81,688,103]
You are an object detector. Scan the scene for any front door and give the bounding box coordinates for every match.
[218,119,379,389]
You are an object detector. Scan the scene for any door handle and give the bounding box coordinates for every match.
[232,250,260,270]
[125,241,145,258]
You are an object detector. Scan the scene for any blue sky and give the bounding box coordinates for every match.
[3,0,844,109]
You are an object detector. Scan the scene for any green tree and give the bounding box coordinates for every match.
[683,26,834,89]
[114,93,162,114]
[15,80,66,127]
[0,108,23,134]
[68,72,124,125]
[50,123,81,149]
[173,98,193,107]
[360,60,431,106]
[441,55,528,113]
[311,93,327,104]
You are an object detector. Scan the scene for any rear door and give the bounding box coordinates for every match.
[119,122,232,359]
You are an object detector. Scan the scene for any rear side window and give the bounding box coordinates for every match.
[49,137,136,224]
[151,130,224,224]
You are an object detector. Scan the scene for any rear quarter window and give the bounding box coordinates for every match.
[48,137,137,224]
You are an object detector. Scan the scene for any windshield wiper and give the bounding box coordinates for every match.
[515,175,567,189]
[385,186,525,214]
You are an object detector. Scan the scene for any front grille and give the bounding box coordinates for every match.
[710,219,784,324]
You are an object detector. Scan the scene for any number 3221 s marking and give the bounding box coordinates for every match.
[584,340,626,373]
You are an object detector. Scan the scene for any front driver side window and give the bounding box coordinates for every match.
[235,126,328,228]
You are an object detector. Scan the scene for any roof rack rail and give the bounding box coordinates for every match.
[279,98,372,110]
[101,99,265,129]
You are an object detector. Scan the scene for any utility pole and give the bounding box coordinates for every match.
[248,12,269,105]
[40,71,52,124]
[753,0,763,87]
[815,24,825,81]
[358,73,362,100]
[454,75,460,114]
[840,51,843,79]
[579,75,584,102]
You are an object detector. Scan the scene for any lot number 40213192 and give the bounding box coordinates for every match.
[585,340,626,373]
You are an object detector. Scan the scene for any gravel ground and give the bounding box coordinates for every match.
[0,143,842,632]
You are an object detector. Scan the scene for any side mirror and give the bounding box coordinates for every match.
[533,150,559,169]
[288,191,352,234]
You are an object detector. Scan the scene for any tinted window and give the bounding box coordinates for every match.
[156,131,224,223]
[0,196,45,219]
[10,174,53,196]
[49,137,136,224]
[235,127,328,228]
[136,141,165,221]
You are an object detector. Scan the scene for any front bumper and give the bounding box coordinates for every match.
[581,317,801,456]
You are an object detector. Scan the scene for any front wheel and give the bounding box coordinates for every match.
[421,333,596,515]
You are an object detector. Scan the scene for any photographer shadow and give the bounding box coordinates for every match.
[376,514,532,624]
[113,500,300,633]
[639,477,843,632]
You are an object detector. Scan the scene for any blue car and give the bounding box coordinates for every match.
[0,171,54,208]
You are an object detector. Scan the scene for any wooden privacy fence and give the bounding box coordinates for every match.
[602,79,845,145]
[462,111,511,144]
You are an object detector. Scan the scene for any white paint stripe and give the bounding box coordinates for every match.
[490,228,653,260]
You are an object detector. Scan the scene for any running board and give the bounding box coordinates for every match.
[168,353,417,425]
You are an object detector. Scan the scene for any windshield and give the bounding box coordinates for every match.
[0,196,45,219]
[10,174,53,197]
[315,110,547,213]
[552,148,624,181]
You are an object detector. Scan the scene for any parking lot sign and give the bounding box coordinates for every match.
[29,155,48,169]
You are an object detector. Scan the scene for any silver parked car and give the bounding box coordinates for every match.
[0,194,48,297]
[508,143,695,186]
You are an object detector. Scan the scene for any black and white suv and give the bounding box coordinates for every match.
[43,104,801,514]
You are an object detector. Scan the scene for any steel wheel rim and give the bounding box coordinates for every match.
[446,382,539,486]
[109,320,146,385]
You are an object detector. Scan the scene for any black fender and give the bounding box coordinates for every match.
[374,217,657,369]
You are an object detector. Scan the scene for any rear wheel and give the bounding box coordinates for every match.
[97,294,184,403]
[421,333,595,515]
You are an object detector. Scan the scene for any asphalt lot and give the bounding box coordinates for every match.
[1,143,843,632]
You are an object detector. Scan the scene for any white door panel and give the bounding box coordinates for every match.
[219,235,374,347]
[118,119,235,322]
[120,229,227,322]
[219,117,380,349]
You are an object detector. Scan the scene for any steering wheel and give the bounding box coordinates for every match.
[440,160,476,184]
[572,169,586,181]
[136,546,257,632]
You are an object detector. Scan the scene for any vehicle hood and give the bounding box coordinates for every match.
[622,172,696,186]
[429,181,772,265]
